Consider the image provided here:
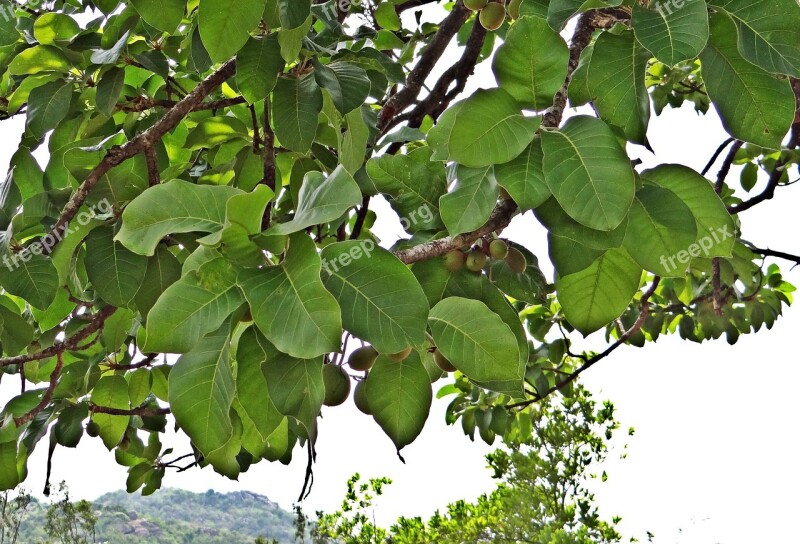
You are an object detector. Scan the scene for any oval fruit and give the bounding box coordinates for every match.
[348,345,378,372]
[507,0,521,19]
[354,380,371,415]
[505,247,527,274]
[464,0,489,10]
[322,365,351,407]
[387,346,412,362]
[489,239,509,260]
[434,350,458,373]
[479,3,506,31]
[465,250,488,272]
[443,250,466,272]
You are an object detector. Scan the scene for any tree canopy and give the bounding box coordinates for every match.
[0,0,798,495]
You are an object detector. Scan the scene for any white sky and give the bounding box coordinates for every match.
[2,6,800,544]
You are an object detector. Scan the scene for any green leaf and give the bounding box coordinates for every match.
[587,30,651,144]
[8,45,70,75]
[320,241,429,353]
[313,61,371,115]
[366,352,431,451]
[429,89,541,168]
[142,258,244,353]
[556,247,642,335]
[622,185,698,277]
[169,324,235,455]
[492,15,569,110]
[199,0,267,63]
[0,252,59,311]
[440,164,499,237]
[534,197,627,251]
[547,0,622,30]
[236,35,284,104]
[0,305,34,356]
[239,233,342,359]
[116,180,243,256]
[486,242,547,304]
[710,0,800,77]
[428,297,523,392]
[33,13,80,45]
[366,147,447,232]
[278,0,311,29]
[642,164,736,258]
[134,248,183,320]
[26,80,72,140]
[272,73,323,153]
[541,116,635,231]
[90,375,130,450]
[85,228,149,308]
[131,0,184,33]
[270,165,361,235]
[96,67,126,117]
[0,1,19,46]
[375,3,401,30]
[262,346,323,439]
[185,116,248,150]
[632,0,709,66]
[699,12,795,149]
[277,16,312,62]
[235,327,285,442]
[494,137,550,211]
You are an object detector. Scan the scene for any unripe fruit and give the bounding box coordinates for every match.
[443,250,466,272]
[507,0,521,19]
[465,250,488,272]
[434,350,458,373]
[489,239,509,260]
[348,345,378,372]
[479,3,506,31]
[322,365,351,407]
[354,380,371,415]
[86,421,100,438]
[388,346,412,362]
[464,0,488,10]
[505,247,527,274]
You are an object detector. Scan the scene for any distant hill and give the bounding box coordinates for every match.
[15,488,298,543]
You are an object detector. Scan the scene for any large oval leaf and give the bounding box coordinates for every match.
[321,241,429,354]
[556,247,642,335]
[272,73,323,154]
[366,352,432,452]
[492,15,569,110]
[428,297,523,392]
[239,233,342,359]
[541,116,635,231]
[198,0,266,63]
[440,164,499,237]
[699,12,795,149]
[632,0,709,66]
[85,227,148,308]
[236,35,284,104]
[494,137,551,211]
[131,0,184,33]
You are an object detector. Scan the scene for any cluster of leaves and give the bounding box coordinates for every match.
[312,386,627,544]
[0,0,797,494]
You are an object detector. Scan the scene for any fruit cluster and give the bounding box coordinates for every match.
[465,0,521,31]
[442,238,527,274]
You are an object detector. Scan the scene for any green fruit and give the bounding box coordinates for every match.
[354,380,371,415]
[86,421,100,438]
[348,346,378,372]
[434,350,458,373]
[387,346,412,362]
[505,247,527,274]
[322,365,351,407]
[443,250,467,272]
[507,0,521,19]
[464,0,489,10]
[489,239,509,260]
[465,250,488,272]
[479,3,506,31]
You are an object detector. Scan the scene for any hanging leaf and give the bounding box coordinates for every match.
[494,137,551,211]
[199,0,266,63]
[440,164,499,237]
[632,0,709,66]
[272,73,323,153]
[314,61,372,115]
[90,375,130,450]
[236,35,284,104]
[85,227,149,308]
[130,0,184,33]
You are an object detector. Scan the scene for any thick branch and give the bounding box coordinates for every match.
[48,60,238,247]
[378,2,470,130]
[116,96,246,113]
[88,405,170,417]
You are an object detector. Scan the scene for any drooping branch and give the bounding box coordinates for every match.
[508,278,662,410]
[88,405,170,417]
[0,306,116,368]
[701,137,736,176]
[728,124,800,214]
[748,245,800,266]
[47,59,238,248]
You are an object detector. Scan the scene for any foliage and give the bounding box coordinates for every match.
[43,482,97,544]
[0,0,798,492]
[312,386,628,543]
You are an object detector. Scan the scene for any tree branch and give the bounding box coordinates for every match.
[14,352,64,426]
[748,245,800,266]
[47,60,238,250]
[88,405,170,417]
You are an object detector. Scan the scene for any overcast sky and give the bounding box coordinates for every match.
[2,6,799,544]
